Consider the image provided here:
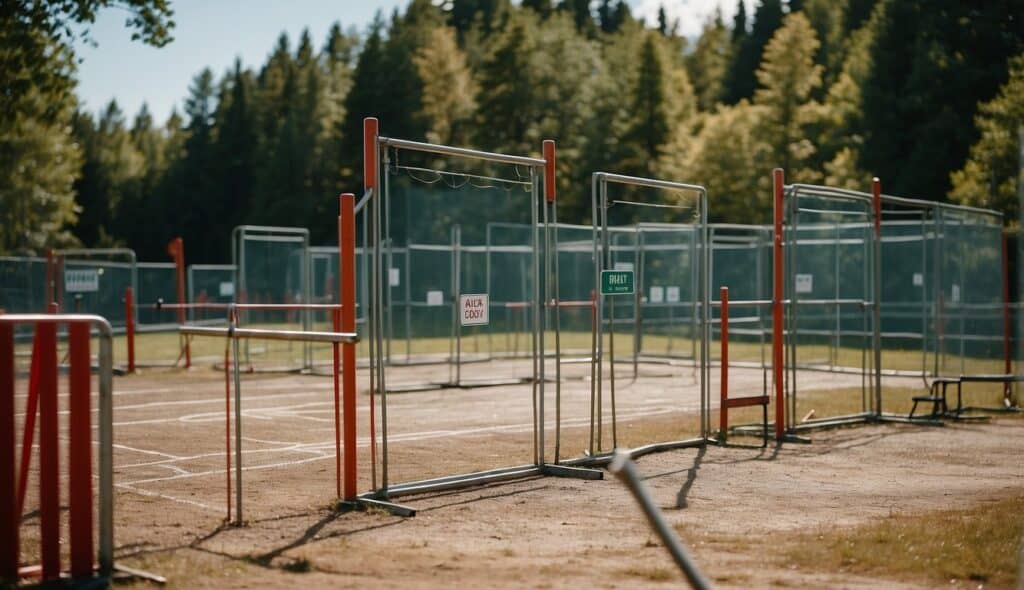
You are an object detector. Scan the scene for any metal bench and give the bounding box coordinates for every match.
[912,374,1023,420]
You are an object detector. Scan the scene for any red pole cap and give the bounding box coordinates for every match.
[543,140,556,203]
[364,118,379,193]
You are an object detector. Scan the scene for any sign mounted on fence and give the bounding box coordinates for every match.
[795,273,814,294]
[389,268,401,287]
[219,282,235,297]
[913,273,923,287]
[426,290,444,306]
[666,286,680,303]
[649,286,664,303]
[460,294,489,326]
[601,270,634,295]
[65,269,100,293]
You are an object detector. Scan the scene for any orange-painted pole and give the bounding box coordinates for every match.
[125,286,135,373]
[543,140,556,203]
[36,321,59,581]
[68,322,93,578]
[719,286,729,436]
[0,323,17,582]
[340,192,358,500]
[44,250,54,311]
[1002,234,1012,401]
[364,117,378,486]
[168,238,190,368]
[332,306,341,499]
[772,169,785,440]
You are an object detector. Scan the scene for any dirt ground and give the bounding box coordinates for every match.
[11,359,1024,588]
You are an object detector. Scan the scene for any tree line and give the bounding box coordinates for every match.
[2,0,1023,262]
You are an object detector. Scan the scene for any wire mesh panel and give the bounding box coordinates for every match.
[588,173,709,458]
[936,209,1005,377]
[232,227,313,372]
[369,136,545,494]
[784,187,875,424]
[710,226,771,367]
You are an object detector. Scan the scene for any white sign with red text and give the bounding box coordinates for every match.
[460,294,489,326]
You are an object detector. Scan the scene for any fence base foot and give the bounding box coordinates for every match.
[114,563,168,585]
[338,496,417,517]
[541,464,604,480]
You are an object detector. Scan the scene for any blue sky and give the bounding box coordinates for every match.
[75,0,748,123]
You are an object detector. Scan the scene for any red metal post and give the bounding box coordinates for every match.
[44,250,54,311]
[772,169,785,440]
[871,178,882,235]
[36,322,59,580]
[0,324,17,581]
[168,238,190,368]
[363,117,378,485]
[543,140,556,203]
[68,323,93,578]
[1002,234,1012,401]
[340,192,358,500]
[125,286,135,373]
[332,306,341,499]
[719,287,729,435]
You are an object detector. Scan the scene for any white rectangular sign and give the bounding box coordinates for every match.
[389,267,401,287]
[795,274,814,294]
[666,286,680,303]
[951,284,960,303]
[649,286,664,304]
[219,281,235,297]
[614,261,634,272]
[65,269,99,293]
[426,290,444,306]
[912,272,923,287]
[460,294,489,326]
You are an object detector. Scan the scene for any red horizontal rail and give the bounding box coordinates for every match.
[723,395,770,409]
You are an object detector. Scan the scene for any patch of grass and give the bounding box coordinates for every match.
[620,565,676,582]
[780,494,1024,588]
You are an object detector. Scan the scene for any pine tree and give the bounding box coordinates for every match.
[522,0,553,18]
[754,12,823,178]
[73,101,144,247]
[731,0,747,43]
[950,55,1024,219]
[413,26,477,146]
[475,14,537,154]
[340,15,387,188]
[0,18,81,253]
[724,0,784,104]
[624,35,671,173]
[860,0,1024,200]
[687,9,732,111]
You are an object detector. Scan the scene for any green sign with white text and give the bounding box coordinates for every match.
[600,270,634,295]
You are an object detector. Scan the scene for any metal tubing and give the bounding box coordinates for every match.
[232,324,242,524]
[125,286,135,372]
[38,321,59,580]
[871,178,883,415]
[0,325,14,582]
[772,169,786,439]
[179,325,358,344]
[340,192,358,500]
[720,287,728,436]
[379,136,546,168]
[68,323,93,578]
[608,451,713,590]
[533,167,544,465]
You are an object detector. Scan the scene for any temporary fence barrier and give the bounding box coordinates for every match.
[1,313,160,585]
[588,171,710,456]
[232,226,314,371]
[364,118,600,500]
